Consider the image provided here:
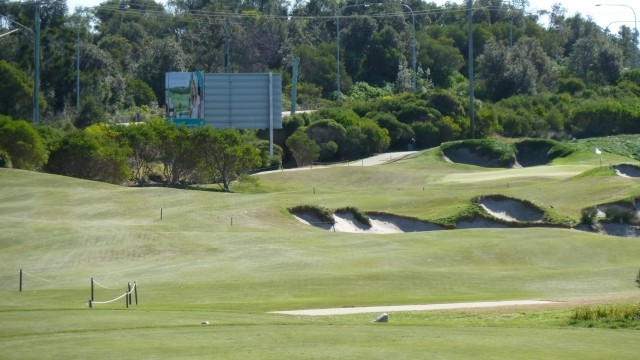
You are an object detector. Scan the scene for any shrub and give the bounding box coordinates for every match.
[0,149,12,168]
[335,206,371,227]
[0,116,47,170]
[571,302,640,329]
[605,207,636,224]
[580,207,598,227]
[288,205,335,225]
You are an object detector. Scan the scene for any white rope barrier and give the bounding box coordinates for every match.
[90,282,137,308]
[92,280,115,290]
[91,291,129,305]
[22,271,56,283]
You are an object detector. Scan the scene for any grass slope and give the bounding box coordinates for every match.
[2,143,640,358]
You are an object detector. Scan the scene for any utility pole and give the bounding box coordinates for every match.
[467,0,475,139]
[76,14,81,109]
[33,1,40,125]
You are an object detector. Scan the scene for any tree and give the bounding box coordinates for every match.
[192,128,261,192]
[361,26,403,86]
[117,122,161,184]
[341,121,390,159]
[148,121,198,186]
[477,37,558,100]
[416,34,465,88]
[305,119,347,161]
[0,116,47,170]
[0,61,41,121]
[568,35,623,85]
[368,112,414,150]
[286,129,320,167]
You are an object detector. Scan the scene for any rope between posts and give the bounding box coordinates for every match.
[91,292,129,305]
[22,271,55,283]
[91,283,136,305]
[93,280,115,289]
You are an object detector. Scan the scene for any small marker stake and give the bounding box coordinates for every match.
[161,208,163,220]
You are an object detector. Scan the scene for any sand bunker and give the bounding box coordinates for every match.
[597,223,640,238]
[614,164,640,178]
[330,212,443,233]
[477,196,544,223]
[292,212,334,230]
[596,201,636,219]
[442,146,507,168]
[293,210,442,233]
[515,142,554,167]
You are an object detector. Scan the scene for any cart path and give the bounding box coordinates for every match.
[270,300,559,316]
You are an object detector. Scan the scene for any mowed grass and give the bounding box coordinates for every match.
[2,146,640,358]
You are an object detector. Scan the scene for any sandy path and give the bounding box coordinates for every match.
[270,300,558,316]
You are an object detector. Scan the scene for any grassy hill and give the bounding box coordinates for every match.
[1,140,640,359]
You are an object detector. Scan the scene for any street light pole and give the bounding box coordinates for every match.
[77,16,81,109]
[596,3,638,68]
[468,0,475,139]
[400,3,416,92]
[33,1,40,125]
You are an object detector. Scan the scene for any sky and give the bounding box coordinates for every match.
[66,0,638,33]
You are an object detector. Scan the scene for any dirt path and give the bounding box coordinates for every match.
[270,300,558,316]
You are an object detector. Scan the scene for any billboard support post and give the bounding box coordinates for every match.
[269,72,274,158]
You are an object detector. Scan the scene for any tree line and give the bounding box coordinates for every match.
[1,0,640,185]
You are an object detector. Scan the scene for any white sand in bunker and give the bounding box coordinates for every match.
[294,212,442,233]
[478,197,544,223]
[614,164,640,178]
[270,300,559,316]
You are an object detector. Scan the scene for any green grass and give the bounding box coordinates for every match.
[2,137,640,358]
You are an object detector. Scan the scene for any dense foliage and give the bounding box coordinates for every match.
[1,0,639,175]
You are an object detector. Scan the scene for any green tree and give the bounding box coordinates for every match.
[416,34,465,88]
[124,78,158,107]
[148,121,199,186]
[0,116,47,170]
[568,35,623,85]
[192,128,261,192]
[286,129,320,167]
[341,121,390,159]
[117,122,161,184]
[0,61,42,121]
[368,112,414,150]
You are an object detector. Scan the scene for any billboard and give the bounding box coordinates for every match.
[165,72,282,130]
[165,71,205,128]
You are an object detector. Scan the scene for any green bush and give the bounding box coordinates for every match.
[0,149,12,168]
[335,206,371,227]
[288,205,335,225]
[604,207,636,224]
[0,116,47,170]
[580,207,598,227]
[571,303,640,329]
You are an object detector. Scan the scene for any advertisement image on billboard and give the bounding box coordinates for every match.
[165,71,205,128]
